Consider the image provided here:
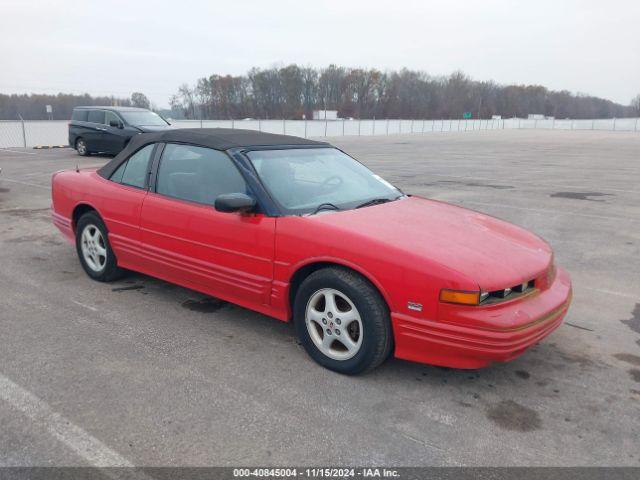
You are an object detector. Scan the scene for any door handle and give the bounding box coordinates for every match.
[96,127,106,131]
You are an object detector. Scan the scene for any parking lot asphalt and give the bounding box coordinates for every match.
[0,130,639,467]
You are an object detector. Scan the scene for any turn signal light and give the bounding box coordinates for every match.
[439,289,480,305]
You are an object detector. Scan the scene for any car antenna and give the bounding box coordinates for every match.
[75,163,80,173]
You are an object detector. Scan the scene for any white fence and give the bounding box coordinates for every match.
[1,117,638,149]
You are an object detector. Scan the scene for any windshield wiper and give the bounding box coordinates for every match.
[355,197,395,209]
[311,202,342,215]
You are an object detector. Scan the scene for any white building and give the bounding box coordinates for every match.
[528,114,555,120]
[313,110,338,120]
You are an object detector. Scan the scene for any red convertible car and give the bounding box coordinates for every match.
[52,129,572,374]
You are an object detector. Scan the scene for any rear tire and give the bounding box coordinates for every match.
[75,137,90,156]
[294,267,392,375]
[75,211,124,282]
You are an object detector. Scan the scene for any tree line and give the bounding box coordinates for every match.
[0,92,152,120]
[170,65,637,120]
[1,66,637,120]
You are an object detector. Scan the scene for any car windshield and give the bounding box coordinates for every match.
[247,147,403,215]
[120,111,168,126]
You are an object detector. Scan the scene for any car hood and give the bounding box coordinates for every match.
[311,196,552,291]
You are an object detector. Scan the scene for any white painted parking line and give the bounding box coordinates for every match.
[71,300,99,312]
[0,373,133,467]
[0,177,50,190]
[581,286,640,300]
[0,148,39,155]
[21,172,59,178]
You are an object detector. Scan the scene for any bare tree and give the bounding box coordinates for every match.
[300,66,318,119]
[130,92,150,109]
[176,84,197,119]
[631,94,640,115]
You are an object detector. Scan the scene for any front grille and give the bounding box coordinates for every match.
[480,279,536,305]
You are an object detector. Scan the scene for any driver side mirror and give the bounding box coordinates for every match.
[109,120,124,129]
[214,193,256,213]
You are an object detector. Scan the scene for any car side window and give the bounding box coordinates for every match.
[105,111,120,126]
[156,144,247,205]
[72,109,88,121]
[87,110,105,124]
[110,161,127,183]
[110,144,155,188]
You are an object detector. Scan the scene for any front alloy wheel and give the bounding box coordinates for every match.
[305,288,363,361]
[294,267,392,375]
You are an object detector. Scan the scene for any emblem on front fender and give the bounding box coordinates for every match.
[407,302,423,312]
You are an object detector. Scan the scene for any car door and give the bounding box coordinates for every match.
[100,143,156,269]
[102,111,129,154]
[139,143,276,307]
[69,109,90,146]
[84,109,107,152]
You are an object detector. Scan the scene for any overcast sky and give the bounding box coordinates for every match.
[2,0,639,108]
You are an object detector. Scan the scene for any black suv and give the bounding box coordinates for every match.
[69,106,171,156]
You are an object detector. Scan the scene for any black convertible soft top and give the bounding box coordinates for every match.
[97,128,329,179]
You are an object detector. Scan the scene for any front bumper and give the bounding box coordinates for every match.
[392,267,572,369]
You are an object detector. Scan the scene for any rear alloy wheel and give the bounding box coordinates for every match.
[80,224,107,272]
[294,267,392,375]
[75,211,124,282]
[75,138,90,156]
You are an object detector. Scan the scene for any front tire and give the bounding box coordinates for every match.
[294,267,392,375]
[75,211,124,282]
[75,137,90,156]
